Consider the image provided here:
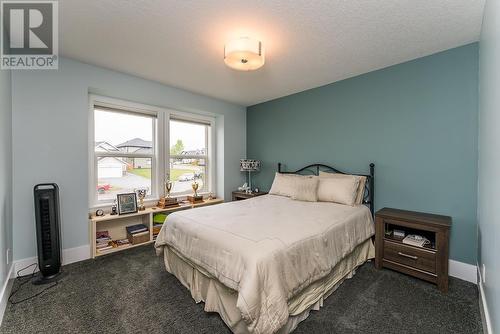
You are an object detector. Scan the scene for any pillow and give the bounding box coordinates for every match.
[290,177,319,202]
[317,172,360,206]
[319,171,367,205]
[269,173,295,197]
[269,173,317,200]
[355,176,367,204]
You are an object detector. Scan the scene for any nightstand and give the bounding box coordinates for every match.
[232,191,268,201]
[374,207,451,292]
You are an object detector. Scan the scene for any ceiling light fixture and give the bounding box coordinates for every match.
[224,37,265,71]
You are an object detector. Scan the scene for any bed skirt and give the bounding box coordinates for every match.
[161,239,374,334]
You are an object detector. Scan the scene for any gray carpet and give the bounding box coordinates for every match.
[1,245,482,334]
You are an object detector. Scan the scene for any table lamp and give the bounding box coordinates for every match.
[240,159,261,193]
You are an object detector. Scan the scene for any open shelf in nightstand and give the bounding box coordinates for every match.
[384,222,436,250]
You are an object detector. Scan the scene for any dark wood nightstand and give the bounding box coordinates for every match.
[375,208,451,292]
[232,191,268,201]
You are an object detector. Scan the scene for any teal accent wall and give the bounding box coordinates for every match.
[247,43,478,265]
[478,0,500,331]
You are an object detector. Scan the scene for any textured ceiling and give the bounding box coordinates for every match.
[59,0,485,106]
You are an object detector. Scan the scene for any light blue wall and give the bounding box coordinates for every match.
[0,69,13,293]
[248,44,478,265]
[11,57,246,260]
[478,0,500,332]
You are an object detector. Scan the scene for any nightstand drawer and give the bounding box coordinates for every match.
[384,240,436,274]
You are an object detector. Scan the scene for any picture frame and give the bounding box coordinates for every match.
[117,193,138,215]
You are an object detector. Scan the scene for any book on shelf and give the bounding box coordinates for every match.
[97,245,113,252]
[96,231,112,243]
[96,237,112,243]
[96,231,110,239]
[126,224,148,235]
[97,239,130,252]
[128,230,148,237]
[115,238,130,246]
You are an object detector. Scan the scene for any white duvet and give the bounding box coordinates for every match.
[155,195,374,334]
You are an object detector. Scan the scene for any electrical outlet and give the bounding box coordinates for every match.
[482,264,486,283]
[6,248,10,265]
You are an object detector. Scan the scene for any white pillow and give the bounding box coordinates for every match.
[319,171,366,205]
[317,173,360,206]
[355,176,367,204]
[269,173,317,200]
[290,177,319,202]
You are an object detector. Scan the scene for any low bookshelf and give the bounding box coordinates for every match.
[89,198,223,258]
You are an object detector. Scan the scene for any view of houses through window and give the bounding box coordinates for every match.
[94,108,155,202]
[93,105,211,204]
[169,119,209,194]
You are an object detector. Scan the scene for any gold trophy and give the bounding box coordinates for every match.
[166,179,173,198]
[158,174,178,208]
[136,188,147,211]
[192,182,199,197]
[188,181,203,203]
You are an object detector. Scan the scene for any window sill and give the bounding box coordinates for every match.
[89,192,213,211]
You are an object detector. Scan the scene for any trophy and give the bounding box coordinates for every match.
[110,200,118,215]
[136,188,147,211]
[192,182,199,197]
[165,179,173,198]
[158,174,178,208]
[188,181,203,204]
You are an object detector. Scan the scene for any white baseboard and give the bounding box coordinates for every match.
[478,267,493,334]
[449,259,477,284]
[61,244,91,265]
[0,263,14,326]
[12,244,91,278]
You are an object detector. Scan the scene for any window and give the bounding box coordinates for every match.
[93,107,156,203]
[89,95,215,207]
[169,118,211,195]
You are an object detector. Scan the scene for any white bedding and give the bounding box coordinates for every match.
[155,195,374,334]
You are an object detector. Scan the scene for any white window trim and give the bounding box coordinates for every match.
[88,95,216,209]
[169,114,214,196]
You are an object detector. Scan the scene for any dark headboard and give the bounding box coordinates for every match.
[278,162,375,217]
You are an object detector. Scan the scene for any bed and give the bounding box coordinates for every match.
[155,163,375,334]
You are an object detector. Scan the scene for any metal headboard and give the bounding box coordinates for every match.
[278,162,375,217]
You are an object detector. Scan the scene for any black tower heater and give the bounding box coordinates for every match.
[33,183,62,284]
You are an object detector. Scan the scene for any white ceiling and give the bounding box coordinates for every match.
[59,0,485,106]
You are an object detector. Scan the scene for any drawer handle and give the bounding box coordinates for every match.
[397,252,418,260]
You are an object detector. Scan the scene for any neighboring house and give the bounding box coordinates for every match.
[95,141,120,153]
[97,157,127,178]
[117,138,152,168]
[95,141,127,178]
[117,138,153,154]
[180,148,206,165]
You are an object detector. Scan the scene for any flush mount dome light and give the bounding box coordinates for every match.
[224,37,265,71]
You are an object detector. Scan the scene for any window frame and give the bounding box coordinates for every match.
[88,95,216,208]
[168,115,214,196]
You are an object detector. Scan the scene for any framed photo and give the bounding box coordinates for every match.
[117,193,138,215]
